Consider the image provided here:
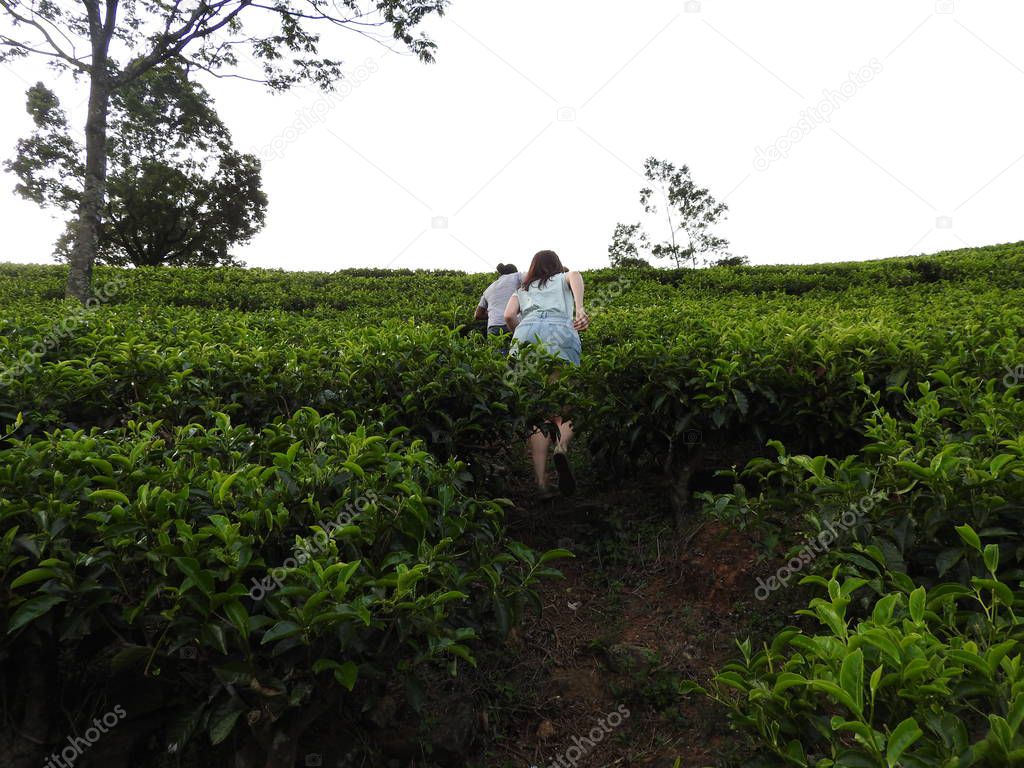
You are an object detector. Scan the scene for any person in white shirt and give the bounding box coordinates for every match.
[474,263,522,335]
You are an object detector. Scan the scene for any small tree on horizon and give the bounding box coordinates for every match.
[607,222,651,268]
[609,157,730,269]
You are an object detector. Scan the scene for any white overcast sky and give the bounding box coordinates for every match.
[1,0,1022,272]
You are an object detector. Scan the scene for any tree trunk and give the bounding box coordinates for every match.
[66,70,111,302]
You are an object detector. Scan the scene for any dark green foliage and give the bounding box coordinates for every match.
[4,82,83,211]
[7,69,267,267]
[0,411,568,762]
[712,255,750,267]
[667,244,1024,765]
[689,357,1024,764]
[689,555,1024,766]
[1,241,1024,765]
[608,222,651,267]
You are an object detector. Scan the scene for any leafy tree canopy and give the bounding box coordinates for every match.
[7,66,267,267]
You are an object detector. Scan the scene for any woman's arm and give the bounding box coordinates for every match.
[567,271,589,330]
[503,294,521,331]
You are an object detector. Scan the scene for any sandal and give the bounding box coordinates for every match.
[553,448,576,497]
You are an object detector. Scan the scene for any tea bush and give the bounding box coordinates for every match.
[0,409,569,765]
[0,311,569,467]
[689,531,1024,767]
[703,365,1024,585]
[683,258,1024,762]
[3,241,1024,765]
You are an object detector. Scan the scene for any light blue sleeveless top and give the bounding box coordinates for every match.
[516,272,574,320]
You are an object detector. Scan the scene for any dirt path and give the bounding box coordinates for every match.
[299,461,798,767]
[468,471,791,768]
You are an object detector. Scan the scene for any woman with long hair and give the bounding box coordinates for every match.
[503,250,589,497]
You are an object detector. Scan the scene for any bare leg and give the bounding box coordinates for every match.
[528,429,549,487]
[552,417,574,453]
[550,417,577,495]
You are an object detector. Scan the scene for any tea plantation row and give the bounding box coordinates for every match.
[2,241,1024,766]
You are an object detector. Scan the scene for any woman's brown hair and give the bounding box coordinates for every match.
[522,250,567,290]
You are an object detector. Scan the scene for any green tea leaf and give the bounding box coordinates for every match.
[7,595,65,633]
[886,717,922,767]
[955,524,982,552]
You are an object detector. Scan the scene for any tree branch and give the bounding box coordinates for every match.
[117,0,250,85]
[250,0,379,27]
[250,0,412,54]
[101,0,118,46]
[0,37,85,68]
[0,0,89,70]
[179,54,272,84]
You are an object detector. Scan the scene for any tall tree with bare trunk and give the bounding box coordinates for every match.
[8,70,269,267]
[0,0,447,301]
